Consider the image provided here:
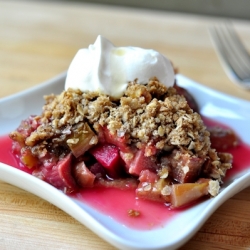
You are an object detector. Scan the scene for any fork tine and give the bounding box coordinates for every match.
[210,26,243,81]
[209,24,250,84]
[212,25,249,80]
[221,25,250,78]
[225,25,250,63]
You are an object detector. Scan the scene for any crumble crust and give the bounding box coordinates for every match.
[25,78,210,154]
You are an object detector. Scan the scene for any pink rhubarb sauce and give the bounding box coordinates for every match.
[0,135,176,229]
[1,119,250,230]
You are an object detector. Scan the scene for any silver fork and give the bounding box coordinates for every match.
[209,24,250,89]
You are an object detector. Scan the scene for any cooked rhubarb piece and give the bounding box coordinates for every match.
[90,143,123,178]
[33,153,78,193]
[170,181,209,208]
[208,126,239,150]
[10,116,40,154]
[20,148,39,168]
[121,149,158,176]
[89,162,107,179]
[136,170,171,203]
[73,161,95,188]
[98,126,129,152]
[168,150,205,183]
[67,122,98,158]
[57,154,78,192]
[138,169,159,183]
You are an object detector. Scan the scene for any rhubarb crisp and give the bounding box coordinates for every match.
[9,78,233,208]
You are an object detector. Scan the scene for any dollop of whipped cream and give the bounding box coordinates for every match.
[65,35,175,98]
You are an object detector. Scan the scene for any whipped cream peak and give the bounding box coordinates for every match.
[65,35,175,98]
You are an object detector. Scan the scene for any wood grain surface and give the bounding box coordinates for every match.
[0,1,250,249]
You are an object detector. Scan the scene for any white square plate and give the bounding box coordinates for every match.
[0,73,250,250]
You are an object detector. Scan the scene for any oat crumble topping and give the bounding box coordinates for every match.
[23,78,211,158]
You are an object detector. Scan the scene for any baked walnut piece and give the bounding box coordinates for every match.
[10,78,232,208]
